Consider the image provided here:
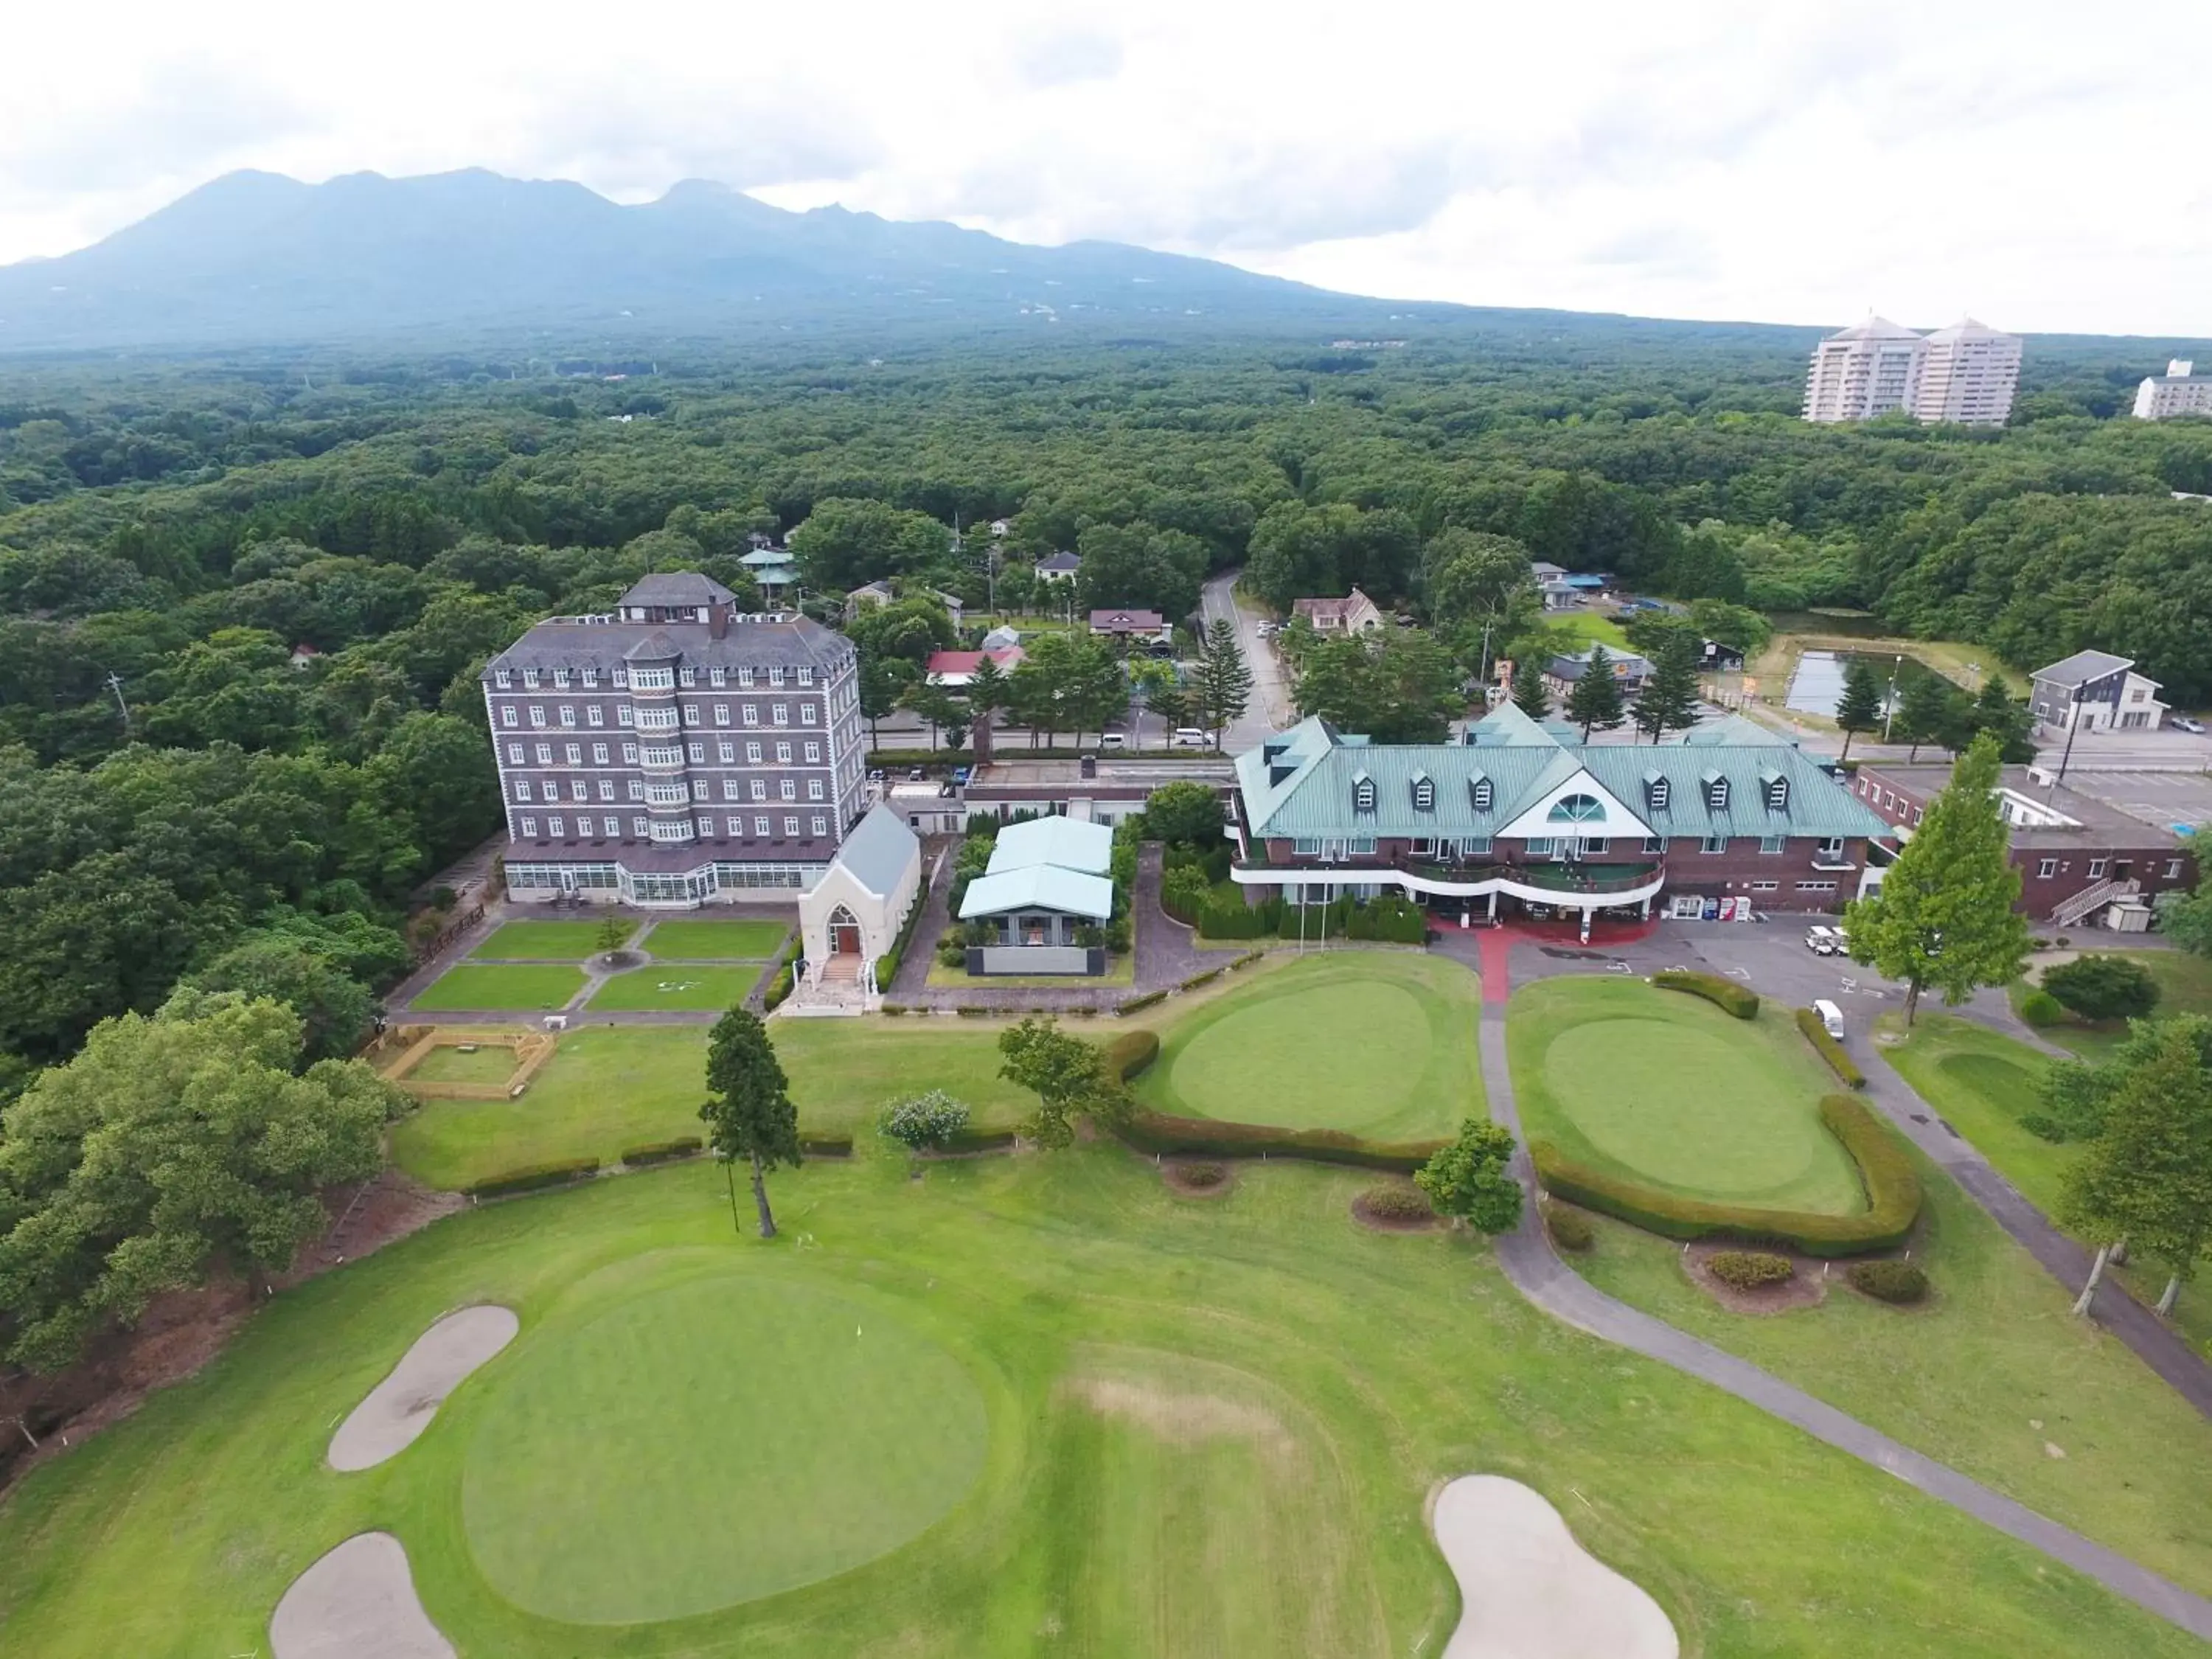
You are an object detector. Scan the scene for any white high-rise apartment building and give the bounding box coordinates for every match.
[1801,317,1926,422]
[1913,319,2022,425]
[2134,361,2212,420]
[1802,315,2022,425]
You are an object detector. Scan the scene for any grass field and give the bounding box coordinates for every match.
[1880,1014,2212,1354]
[2014,950,2212,1061]
[409,964,586,1012]
[585,964,764,1011]
[1553,610,1630,650]
[470,921,624,960]
[462,1273,987,1623]
[0,1148,2198,1656]
[1509,977,1863,1212]
[391,1021,1036,1188]
[1568,1144,2212,1608]
[1135,953,1483,1140]
[641,919,791,960]
[406,1044,524,1086]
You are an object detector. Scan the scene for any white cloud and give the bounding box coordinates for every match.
[2,0,2208,333]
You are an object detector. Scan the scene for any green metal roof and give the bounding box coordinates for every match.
[987,815,1113,876]
[1236,710,1890,842]
[958,866,1115,920]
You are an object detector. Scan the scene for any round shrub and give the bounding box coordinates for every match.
[935,938,967,967]
[877,1090,972,1155]
[1545,1205,1594,1253]
[1175,1161,1228,1189]
[1705,1250,1795,1290]
[1847,1259,1929,1304]
[2042,954,2160,1022]
[2018,988,2066,1027]
[1360,1182,1434,1222]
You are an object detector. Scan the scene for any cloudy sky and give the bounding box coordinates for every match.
[6,0,2209,335]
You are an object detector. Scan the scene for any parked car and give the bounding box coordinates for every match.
[1804,925,1840,955]
[1098,731,1127,749]
[1171,727,1208,748]
[2171,715,2207,734]
[1812,998,1846,1040]
[866,767,885,782]
[907,766,926,782]
[951,766,973,786]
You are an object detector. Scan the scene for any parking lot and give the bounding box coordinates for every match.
[2061,769,2212,834]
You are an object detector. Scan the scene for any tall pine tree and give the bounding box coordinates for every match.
[1842,734,2028,1024]
[1508,655,1551,720]
[1563,647,1627,742]
[1833,659,1885,762]
[702,1006,802,1238]
[1194,618,1254,746]
[1631,635,1702,743]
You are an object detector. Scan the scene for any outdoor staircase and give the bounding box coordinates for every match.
[2050,876,2139,930]
[783,953,874,1017]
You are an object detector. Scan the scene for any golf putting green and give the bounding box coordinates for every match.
[1139,954,1482,1141]
[1517,984,1863,1214]
[460,1273,987,1624]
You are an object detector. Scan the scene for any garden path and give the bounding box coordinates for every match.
[1472,994,2212,1641]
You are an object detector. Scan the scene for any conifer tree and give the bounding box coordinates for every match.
[1509,655,1551,720]
[1631,634,1702,743]
[1562,646,1627,742]
[702,1006,801,1238]
[1833,659,1885,762]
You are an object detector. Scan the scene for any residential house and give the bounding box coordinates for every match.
[1700,639,1747,672]
[739,544,798,596]
[1036,551,1082,583]
[1090,608,1167,641]
[1292,587,1386,635]
[1228,706,1886,935]
[844,579,896,616]
[1529,561,1568,583]
[925,646,1025,687]
[482,572,866,905]
[1544,649,1655,700]
[2028,651,2167,734]
[956,815,1116,973]
[1854,762,2197,927]
[794,804,921,1003]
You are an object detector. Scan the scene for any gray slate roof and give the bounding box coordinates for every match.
[484,612,855,678]
[2033,650,2134,686]
[1237,708,1888,842]
[622,572,737,608]
[827,804,919,897]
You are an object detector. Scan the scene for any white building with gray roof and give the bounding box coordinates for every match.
[481,572,866,906]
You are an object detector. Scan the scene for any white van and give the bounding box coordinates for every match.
[1098,731,1126,750]
[1171,727,1208,748]
[1812,998,1846,1040]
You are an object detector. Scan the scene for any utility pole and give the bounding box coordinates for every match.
[1882,653,1902,741]
[2057,684,2085,782]
[104,672,131,731]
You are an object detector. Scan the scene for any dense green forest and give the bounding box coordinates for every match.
[0,326,2208,1098]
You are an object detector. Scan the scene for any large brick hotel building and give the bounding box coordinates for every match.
[481,573,866,905]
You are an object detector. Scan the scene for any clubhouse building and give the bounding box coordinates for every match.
[1228,706,1890,935]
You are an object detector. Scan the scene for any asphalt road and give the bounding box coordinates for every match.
[1200,568,1293,749]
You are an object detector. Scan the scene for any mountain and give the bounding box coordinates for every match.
[0,168,1405,352]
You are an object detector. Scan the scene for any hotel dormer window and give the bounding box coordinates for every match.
[1352,773,1376,813]
[1411,772,1435,812]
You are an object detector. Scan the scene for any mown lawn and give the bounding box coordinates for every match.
[469,920,624,961]
[1134,952,1483,1141]
[2014,949,2212,1062]
[391,1021,1036,1189]
[1509,976,1862,1213]
[1880,1014,2212,1354]
[0,1147,2198,1656]
[641,918,790,960]
[406,1044,524,1086]
[585,964,764,1011]
[925,953,1135,988]
[409,964,586,1012]
[1565,1141,2212,1608]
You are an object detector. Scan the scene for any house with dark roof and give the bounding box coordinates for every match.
[1229,704,1888,934]
[481,574,866,907]
[1543,648,1654,699]
[1089,608,1166,640]
[2028,650,2167,734]
[1036,551,1082,583]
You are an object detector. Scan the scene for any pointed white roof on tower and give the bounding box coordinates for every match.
[1824,315,1923,342]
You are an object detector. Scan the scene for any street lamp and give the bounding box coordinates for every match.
[1882,653,1903,742]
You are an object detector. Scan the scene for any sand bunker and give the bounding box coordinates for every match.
[271,1532,453,1659]
[327,1304,518,1472]
[1432,1475,1677,1659]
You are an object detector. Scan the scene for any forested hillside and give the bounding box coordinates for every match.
[0,330,2209,1094]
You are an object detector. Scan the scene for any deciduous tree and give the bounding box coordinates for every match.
[1415,1119,1524,1235]
[997,1015,1119,1147]
[2061,1022,2212,1317]
[1843,735,2029,1024]
[2042,954,2160,1023]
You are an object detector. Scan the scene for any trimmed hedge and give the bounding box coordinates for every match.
[1707,1250,1794,1289]
[1178,967,1223,992]
[467,1157,602,1198]
[1848,1259,1930,1304]
[1360,1181,1435,1221]
[872,874,933,992]
[1229,949,1267,970]
[1117,990,1168,1015]
[762,964,795,1010]
[799,1134,855,1158]
[939,1127,1020,1154]
[1652,968,1759,1018]
[1530,1094,1921,1257]
[1106,1029,1161,1081]
[1112,1109,1445,1173]
[1795,1006,1866,1088]
[1545,1204,1594,1253]
[620,1136,703,1166]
